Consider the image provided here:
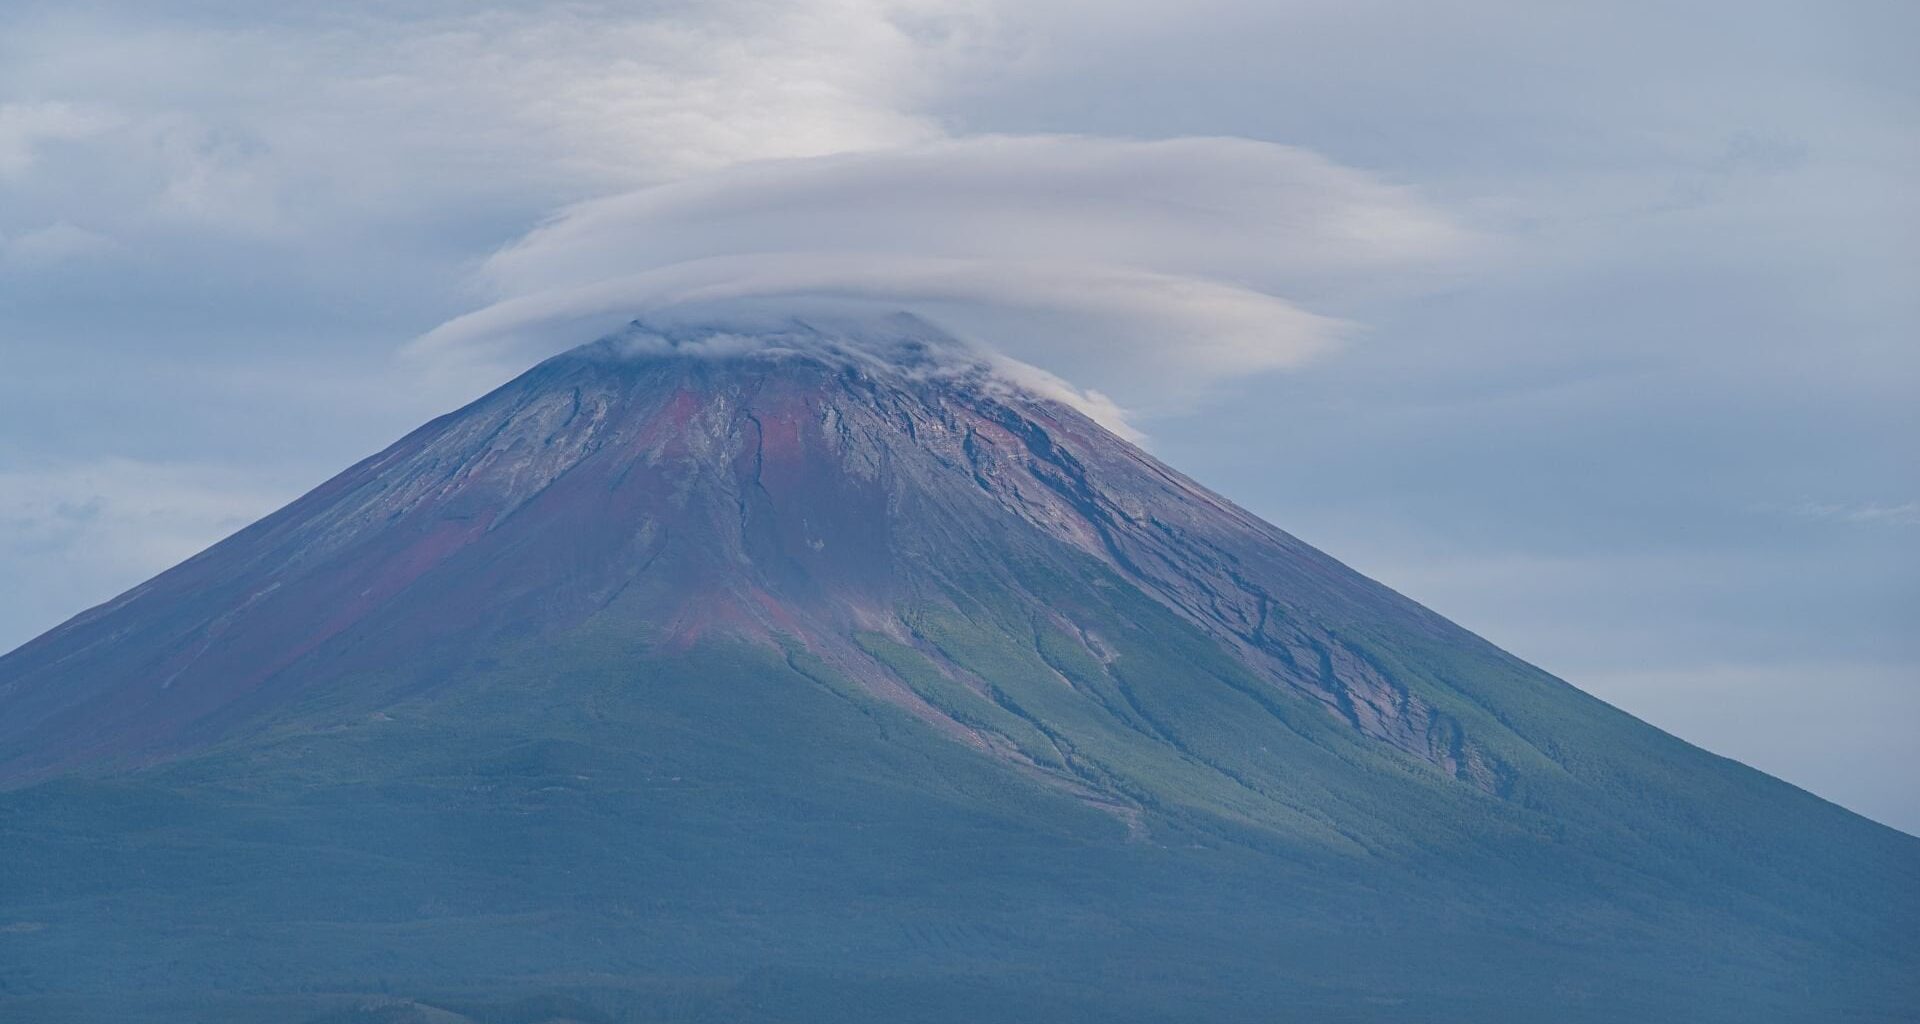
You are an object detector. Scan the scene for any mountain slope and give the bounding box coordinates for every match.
[1,314,1915,1022]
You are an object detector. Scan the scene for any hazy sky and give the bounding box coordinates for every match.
[2,1,1914,831]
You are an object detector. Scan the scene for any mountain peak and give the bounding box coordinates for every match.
[557,306,980,374]
[0,315,1459,788]
[531,303,1140,441]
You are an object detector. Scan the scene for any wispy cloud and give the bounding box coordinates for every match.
[0,101,118,178]
[1778,501,1920,527]
[0,220,118,268]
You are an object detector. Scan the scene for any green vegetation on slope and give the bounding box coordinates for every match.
[3,557,1915,1023]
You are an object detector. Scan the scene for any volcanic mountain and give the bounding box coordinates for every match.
[1,313,1915,1023]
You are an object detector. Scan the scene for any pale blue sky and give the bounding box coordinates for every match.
[1,1,1914,830]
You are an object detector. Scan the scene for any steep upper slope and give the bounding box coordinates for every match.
[0,316,1520,793]
[0,313,1914,1023]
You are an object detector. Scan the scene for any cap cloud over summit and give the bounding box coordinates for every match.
[412,136,1478,416]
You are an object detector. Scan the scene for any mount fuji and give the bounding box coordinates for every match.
[2,313,1914,1023]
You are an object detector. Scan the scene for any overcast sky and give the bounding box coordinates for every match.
[2,1,1914,831]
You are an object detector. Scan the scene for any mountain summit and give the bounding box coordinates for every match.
[2,313,1915,1023]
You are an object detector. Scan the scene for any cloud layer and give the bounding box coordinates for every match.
[413,134,1477,420]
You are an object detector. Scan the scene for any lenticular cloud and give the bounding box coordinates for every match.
[412,134,1480,418]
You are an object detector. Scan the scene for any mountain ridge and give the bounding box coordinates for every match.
[1,312,1914,1022]
[0,313,1497,793]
